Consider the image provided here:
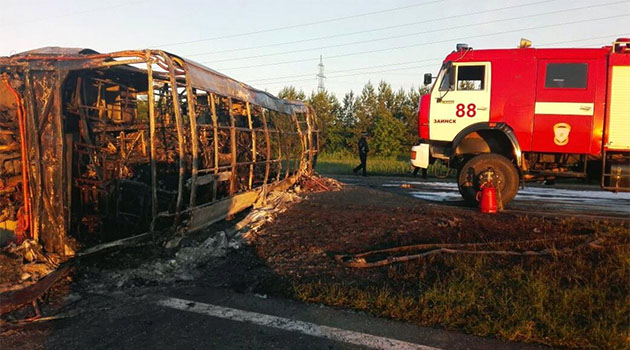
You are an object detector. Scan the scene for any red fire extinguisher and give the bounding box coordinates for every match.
[476,168,498,214]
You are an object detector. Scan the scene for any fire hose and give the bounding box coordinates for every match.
[334,235,602,268]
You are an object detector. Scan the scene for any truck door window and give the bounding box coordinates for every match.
[439,66,455,91]
[457,65,485,90]
[545,63,588,88]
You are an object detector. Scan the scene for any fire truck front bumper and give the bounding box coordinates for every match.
[411,144,429,168]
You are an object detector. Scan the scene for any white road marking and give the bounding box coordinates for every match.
[157,297,442,350]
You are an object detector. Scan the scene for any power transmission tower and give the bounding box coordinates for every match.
[317,55,326,93]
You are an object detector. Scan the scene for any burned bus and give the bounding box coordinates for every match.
[0,48,318,255]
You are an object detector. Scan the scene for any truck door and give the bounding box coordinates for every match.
[532,60,597,153]
[429,62,491,141]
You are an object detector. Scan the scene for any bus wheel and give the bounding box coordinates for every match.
[457,154,519,206]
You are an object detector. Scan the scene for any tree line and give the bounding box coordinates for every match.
[278,81,429,157]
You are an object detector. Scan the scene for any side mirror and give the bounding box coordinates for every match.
[423,73,432,86]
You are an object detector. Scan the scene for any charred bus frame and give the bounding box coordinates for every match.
[0,48,318,254]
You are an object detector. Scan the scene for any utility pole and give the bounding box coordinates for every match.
[317,55,326,93]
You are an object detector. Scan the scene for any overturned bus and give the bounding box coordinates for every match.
[0,48,318,255]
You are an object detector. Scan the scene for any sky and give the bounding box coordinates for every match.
[1,0,629,97]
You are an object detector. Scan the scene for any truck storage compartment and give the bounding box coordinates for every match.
[603,151,630,191]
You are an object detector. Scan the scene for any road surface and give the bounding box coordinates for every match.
[336,176,630,219]
[1,284,546,350]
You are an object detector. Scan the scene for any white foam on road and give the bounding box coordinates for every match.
[387,181,462,202]
[157,297,442,350]
[384,181,458,190]
[385,180,630,210]
[409,191,460,202]
[516,186,630,202]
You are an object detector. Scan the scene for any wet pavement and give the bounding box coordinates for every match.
[336,176,630,219]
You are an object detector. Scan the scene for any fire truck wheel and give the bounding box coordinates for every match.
[457,154,519,206]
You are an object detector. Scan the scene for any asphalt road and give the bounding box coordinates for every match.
[1,285,546,350]
[335,175,630,219]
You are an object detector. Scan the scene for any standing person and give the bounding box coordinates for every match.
[353,132,369,176]
[412,166,428,179]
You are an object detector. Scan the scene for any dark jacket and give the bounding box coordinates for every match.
[358,137,369,155]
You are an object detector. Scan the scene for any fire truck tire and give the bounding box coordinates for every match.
[457,154,519,206]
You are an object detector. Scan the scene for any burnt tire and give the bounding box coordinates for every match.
[457,154,519,206]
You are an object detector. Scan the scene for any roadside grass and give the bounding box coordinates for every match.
[314,152,452,177]
[291,222,630,349]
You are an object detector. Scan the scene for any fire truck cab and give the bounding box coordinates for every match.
[411,38,630,206]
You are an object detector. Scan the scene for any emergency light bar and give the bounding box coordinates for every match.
[456,43,469,51]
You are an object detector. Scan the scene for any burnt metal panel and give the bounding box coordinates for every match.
[182,58,309,115]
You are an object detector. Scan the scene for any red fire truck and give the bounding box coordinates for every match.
[411,38,630,206]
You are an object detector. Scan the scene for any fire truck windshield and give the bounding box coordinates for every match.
[435,61,454,102]
[439,66,455,91]
[429,61,449,93]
